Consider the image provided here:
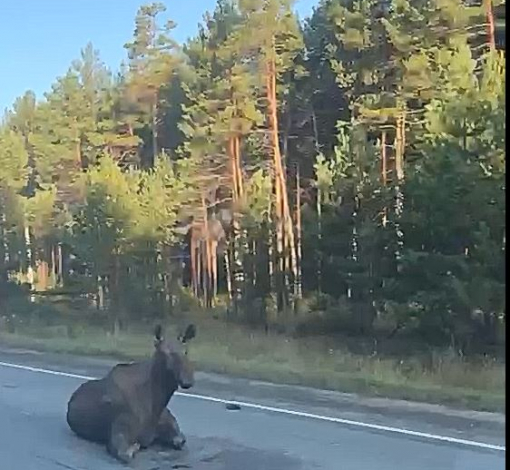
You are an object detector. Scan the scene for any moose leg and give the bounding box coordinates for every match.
[107,413,140,463]
[154,408,186,450]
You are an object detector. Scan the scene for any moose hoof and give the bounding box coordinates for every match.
[171,434,186,450]
[117,443,140,463]
[116,451,133,464]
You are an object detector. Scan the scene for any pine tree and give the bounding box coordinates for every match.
[232,0,304,311]
[124,2,180,166]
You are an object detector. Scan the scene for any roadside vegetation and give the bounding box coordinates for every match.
[0,296,505,412]
[0,0,505,412]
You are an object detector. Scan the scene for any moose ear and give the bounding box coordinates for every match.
[180,324,196,344]
[154,324,164,342]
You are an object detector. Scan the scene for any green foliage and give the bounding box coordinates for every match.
[0,0,505,354]
[0,129,29,187]
[243,169,272,226]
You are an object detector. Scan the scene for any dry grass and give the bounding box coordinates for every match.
[0,317,504,413]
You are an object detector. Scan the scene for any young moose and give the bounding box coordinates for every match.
[66,324,196,463]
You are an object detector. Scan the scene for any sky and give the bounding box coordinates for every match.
[0,0,316,112]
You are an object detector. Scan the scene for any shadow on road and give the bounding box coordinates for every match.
[73,435,303,470]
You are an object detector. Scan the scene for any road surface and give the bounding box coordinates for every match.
[0,348,505,469]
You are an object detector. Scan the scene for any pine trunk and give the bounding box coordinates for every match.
[229,137,239,200]
[224,248,233,303]
[51,245,56,285]
[55,243,63,287]
[316,186,323,293]
[228,133,245,313]
[485,0,496,51]
[233,135,244,199]
[97,275,105,310]
[211,239,218,302]
[295,167,303,300]
[152,101,159,166]
[75,133,82,168]
[381,130,388,227]
[36,260,49,291]
[0,208,8,267]
[268,219,274,288]
[251,239,257,290]
[394,109,406,271]
[349,192,360,300]
[0,206,8,294]
[190,230,199,297]
[24,225,34,293]
[266,56,296,312]
[232,219,245,315]
[201,197,211,307]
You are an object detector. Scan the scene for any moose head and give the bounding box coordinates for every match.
[153,324,196,390]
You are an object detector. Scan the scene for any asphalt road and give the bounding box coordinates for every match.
[0,349,505,470]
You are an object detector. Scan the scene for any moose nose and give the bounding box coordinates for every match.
[180,382,193,390]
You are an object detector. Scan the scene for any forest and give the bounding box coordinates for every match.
[0,0,506,363]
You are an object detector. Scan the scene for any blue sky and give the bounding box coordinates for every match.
[1,0,316,112]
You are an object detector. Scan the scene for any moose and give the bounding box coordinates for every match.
[66,324,197,463]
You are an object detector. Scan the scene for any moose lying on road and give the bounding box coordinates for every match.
[66,324,196,463]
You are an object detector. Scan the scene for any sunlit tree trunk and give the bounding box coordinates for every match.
[36,260,49,291]
[484,0,496,51]
[265,55,296,312]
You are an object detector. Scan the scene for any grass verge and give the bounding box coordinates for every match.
[0,321,505,413]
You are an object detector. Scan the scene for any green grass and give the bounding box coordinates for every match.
[0,318,505,413]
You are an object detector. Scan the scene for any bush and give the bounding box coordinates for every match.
[294,295,353,336]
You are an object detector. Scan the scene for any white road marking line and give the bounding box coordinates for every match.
[0,360,505,453]
[0,362,95,381]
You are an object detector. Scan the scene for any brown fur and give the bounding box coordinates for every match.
[66,324,196,463]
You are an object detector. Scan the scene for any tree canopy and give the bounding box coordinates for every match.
[0,0,505,352]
